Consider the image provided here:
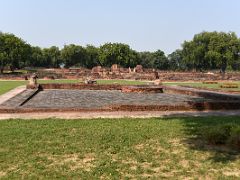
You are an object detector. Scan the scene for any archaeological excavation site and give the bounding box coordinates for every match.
[1,76,240,113]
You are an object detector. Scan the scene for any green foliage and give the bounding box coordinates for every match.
[0,32,31,72]
[163,81,240,91]
[168,49,182,70]
[201,124,233,144]
[99,43,139,67]
[138,50,168,69]
[0,79,147,95]
[61,44,87,68]
[228,126,240,148]
[30,46,45,67]
[201,124,240,149]
[85,45,100,68]
[0,117,240,179]
[1,31,240,71]
[181,31,240,72]
[152,50,169,69]
[43,46,61,68]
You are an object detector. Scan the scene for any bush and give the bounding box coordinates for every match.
[220,83,239,88]
[202,81,218,84]
[201,124,233,145]
[228,127,240,149]
[201,124,240,150]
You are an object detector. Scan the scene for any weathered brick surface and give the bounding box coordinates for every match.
[121,86,163,93]
[1,84,240,113]
[163,85,240,101]
[22,90,205,109]
[0,89,39,108]
[39,84,123,90]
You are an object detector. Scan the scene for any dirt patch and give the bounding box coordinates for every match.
[0,171,7,178]
[0,166,18,178]
[179,160,189,168]
[223,169,240,177]
[47,153,96,171]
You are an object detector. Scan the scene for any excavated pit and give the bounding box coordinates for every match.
[0,84,240,113]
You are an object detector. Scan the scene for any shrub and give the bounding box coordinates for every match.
[202,81,218,84]
[200,124,240,150]
[228,126,240,150]
[220,83,238,88]
[201,124,233,145]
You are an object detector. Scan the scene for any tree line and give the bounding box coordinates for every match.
[1,31,240,73]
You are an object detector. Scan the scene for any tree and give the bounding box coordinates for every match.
[42,46,61,68]
[61,44,87,68]
[168,50,183,70]
[85,45,100,68]
[0,32,7,73]
[138,50,168,69]
[206,32,240,72]
[99,43,138,67]
[0,52,7,73]
[30,46,45,67]
[181,31,240,72]
[152,50,169,70]
[138,52,154,68]
[0,32,30,72]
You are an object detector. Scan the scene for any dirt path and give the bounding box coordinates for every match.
[0,110,240,120]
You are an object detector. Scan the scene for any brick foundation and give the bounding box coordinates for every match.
[1,84,239,113]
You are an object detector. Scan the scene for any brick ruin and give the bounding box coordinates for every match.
[1,64,240,81]
[1,82,240,113]
[43,64,159,80]
[48,65,240,81]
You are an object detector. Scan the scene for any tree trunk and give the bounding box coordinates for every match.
[10,65,15,73]
[0,66,3,74]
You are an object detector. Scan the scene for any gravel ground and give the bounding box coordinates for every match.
[1,110,240,120]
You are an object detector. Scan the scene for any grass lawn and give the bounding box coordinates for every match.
[163,81,240,91]
[0,79,147,95]
[0,117,240,179]
[1,79,240,96]
[97,79,147,85]
[0,80,79,95]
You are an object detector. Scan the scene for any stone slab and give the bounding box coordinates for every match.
[1,89,39,107]
[21,89,208,109]
[0,86,26,105]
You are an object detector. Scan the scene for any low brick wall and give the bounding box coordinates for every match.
[39,83,124,90]
[121,86,163,93]
[38,84,164,93]
[1,101,240,113]
[2,83,238,113]
[163,85,240,101]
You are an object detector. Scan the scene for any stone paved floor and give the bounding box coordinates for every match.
[1,89,38,107]
[22,89,209,109]
[0,86,26,105]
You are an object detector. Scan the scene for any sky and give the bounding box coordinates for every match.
[0,0,240,54]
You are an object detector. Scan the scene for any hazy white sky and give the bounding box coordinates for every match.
[0,0,240,54]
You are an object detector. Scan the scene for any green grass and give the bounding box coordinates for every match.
[0,117,240,179]
[163,81,240,91]
[0,80,79,95]
[0,81,27,95]
[1,79,239,96]
[0,79,147,95]
[97,79,147,85]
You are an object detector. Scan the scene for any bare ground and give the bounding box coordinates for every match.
[0,110,240,120]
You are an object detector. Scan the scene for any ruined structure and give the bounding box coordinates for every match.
[27,73,39,89]
[3,65,240,81]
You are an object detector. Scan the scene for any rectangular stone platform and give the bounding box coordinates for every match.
[0,84,240,113]
[21,90,207,109]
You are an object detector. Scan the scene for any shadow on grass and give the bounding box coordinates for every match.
[166,116,240,163]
